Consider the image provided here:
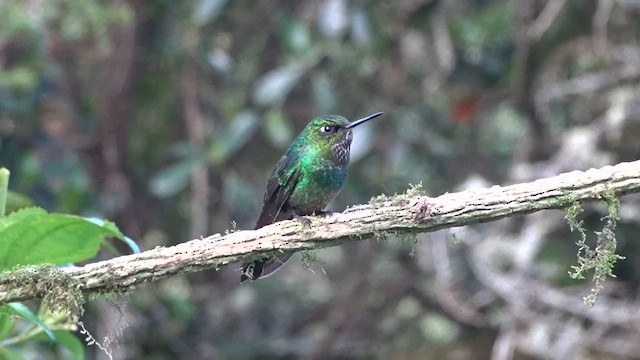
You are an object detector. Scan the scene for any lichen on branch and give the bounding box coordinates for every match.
[0,160,638,306]
[567,188,625,307]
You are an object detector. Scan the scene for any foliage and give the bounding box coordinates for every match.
[1,0,640,358]
[0,208,124,270]
[0,168,132,359]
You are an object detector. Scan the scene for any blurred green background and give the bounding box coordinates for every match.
[2,0,640,359]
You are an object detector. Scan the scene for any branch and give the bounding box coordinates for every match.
[2,161,639,305]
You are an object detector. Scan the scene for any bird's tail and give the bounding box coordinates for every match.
[240,252,294,282]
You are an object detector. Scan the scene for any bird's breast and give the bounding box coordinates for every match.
[288,161,347,215]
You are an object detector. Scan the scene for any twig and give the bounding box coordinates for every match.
[527,0,568,40]
[180,46,210,238]
[0,168,9,218]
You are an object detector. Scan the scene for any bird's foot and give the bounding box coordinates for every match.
[411,196,436,221]
[314,210,333,217]
[292,213,312,227]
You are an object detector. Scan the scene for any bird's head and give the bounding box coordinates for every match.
[297,112,383,164]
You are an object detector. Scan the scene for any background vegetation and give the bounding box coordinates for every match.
[1,0,640,359]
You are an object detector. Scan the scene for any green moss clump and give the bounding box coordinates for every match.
[0,264,84,321]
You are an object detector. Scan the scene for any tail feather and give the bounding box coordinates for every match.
[240,252,294,282]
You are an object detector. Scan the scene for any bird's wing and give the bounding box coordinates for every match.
[254,149,301,229]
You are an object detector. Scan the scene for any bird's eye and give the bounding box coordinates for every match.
[320,125,339,134]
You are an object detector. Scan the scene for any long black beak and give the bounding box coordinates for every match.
[345,112,383,129]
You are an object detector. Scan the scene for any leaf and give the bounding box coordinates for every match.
[0,311,14,340]
[193,0,229,25]
[148,160,197,198]
[253,65,304,105]
[33,330,85,360]
[6,303,54,341]
[0,207,47,232]
[0,347,23,360]
[317,0,348,38]
[0,67,38,91]
[5,191,34,214]
[264,109,293,147]
[149,144,203,198]
[351,8,374,47]
[208,111,259,164]
[311,75,337,113]
[0,208,123,271]
[84,217,139,254]
[122,236,141,254]
[281,17,311,54]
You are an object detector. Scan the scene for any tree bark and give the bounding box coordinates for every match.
[1,160,639,305]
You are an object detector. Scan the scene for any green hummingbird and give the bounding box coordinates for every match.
[240,112,384,282]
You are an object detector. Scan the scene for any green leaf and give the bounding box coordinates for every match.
[0,208,48,232]
[6,303,54,341]
[5,191,34,215]
[149,159,197,198]
[84,217,139,253]
[311,75,337,114]
[253,65,304,105]
[0,208,123,271]
[149,142,203,198]
[0,311,14,340]
[208,111,259,164]
[264,109,293,147]
[33,330,85,360]
[193,0,229,25]
[0,347,24,360]
[281,17,311,54]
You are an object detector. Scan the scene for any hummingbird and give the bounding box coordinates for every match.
[240,112,384,282]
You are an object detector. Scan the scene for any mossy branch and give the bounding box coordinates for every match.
[1,161,639,305]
